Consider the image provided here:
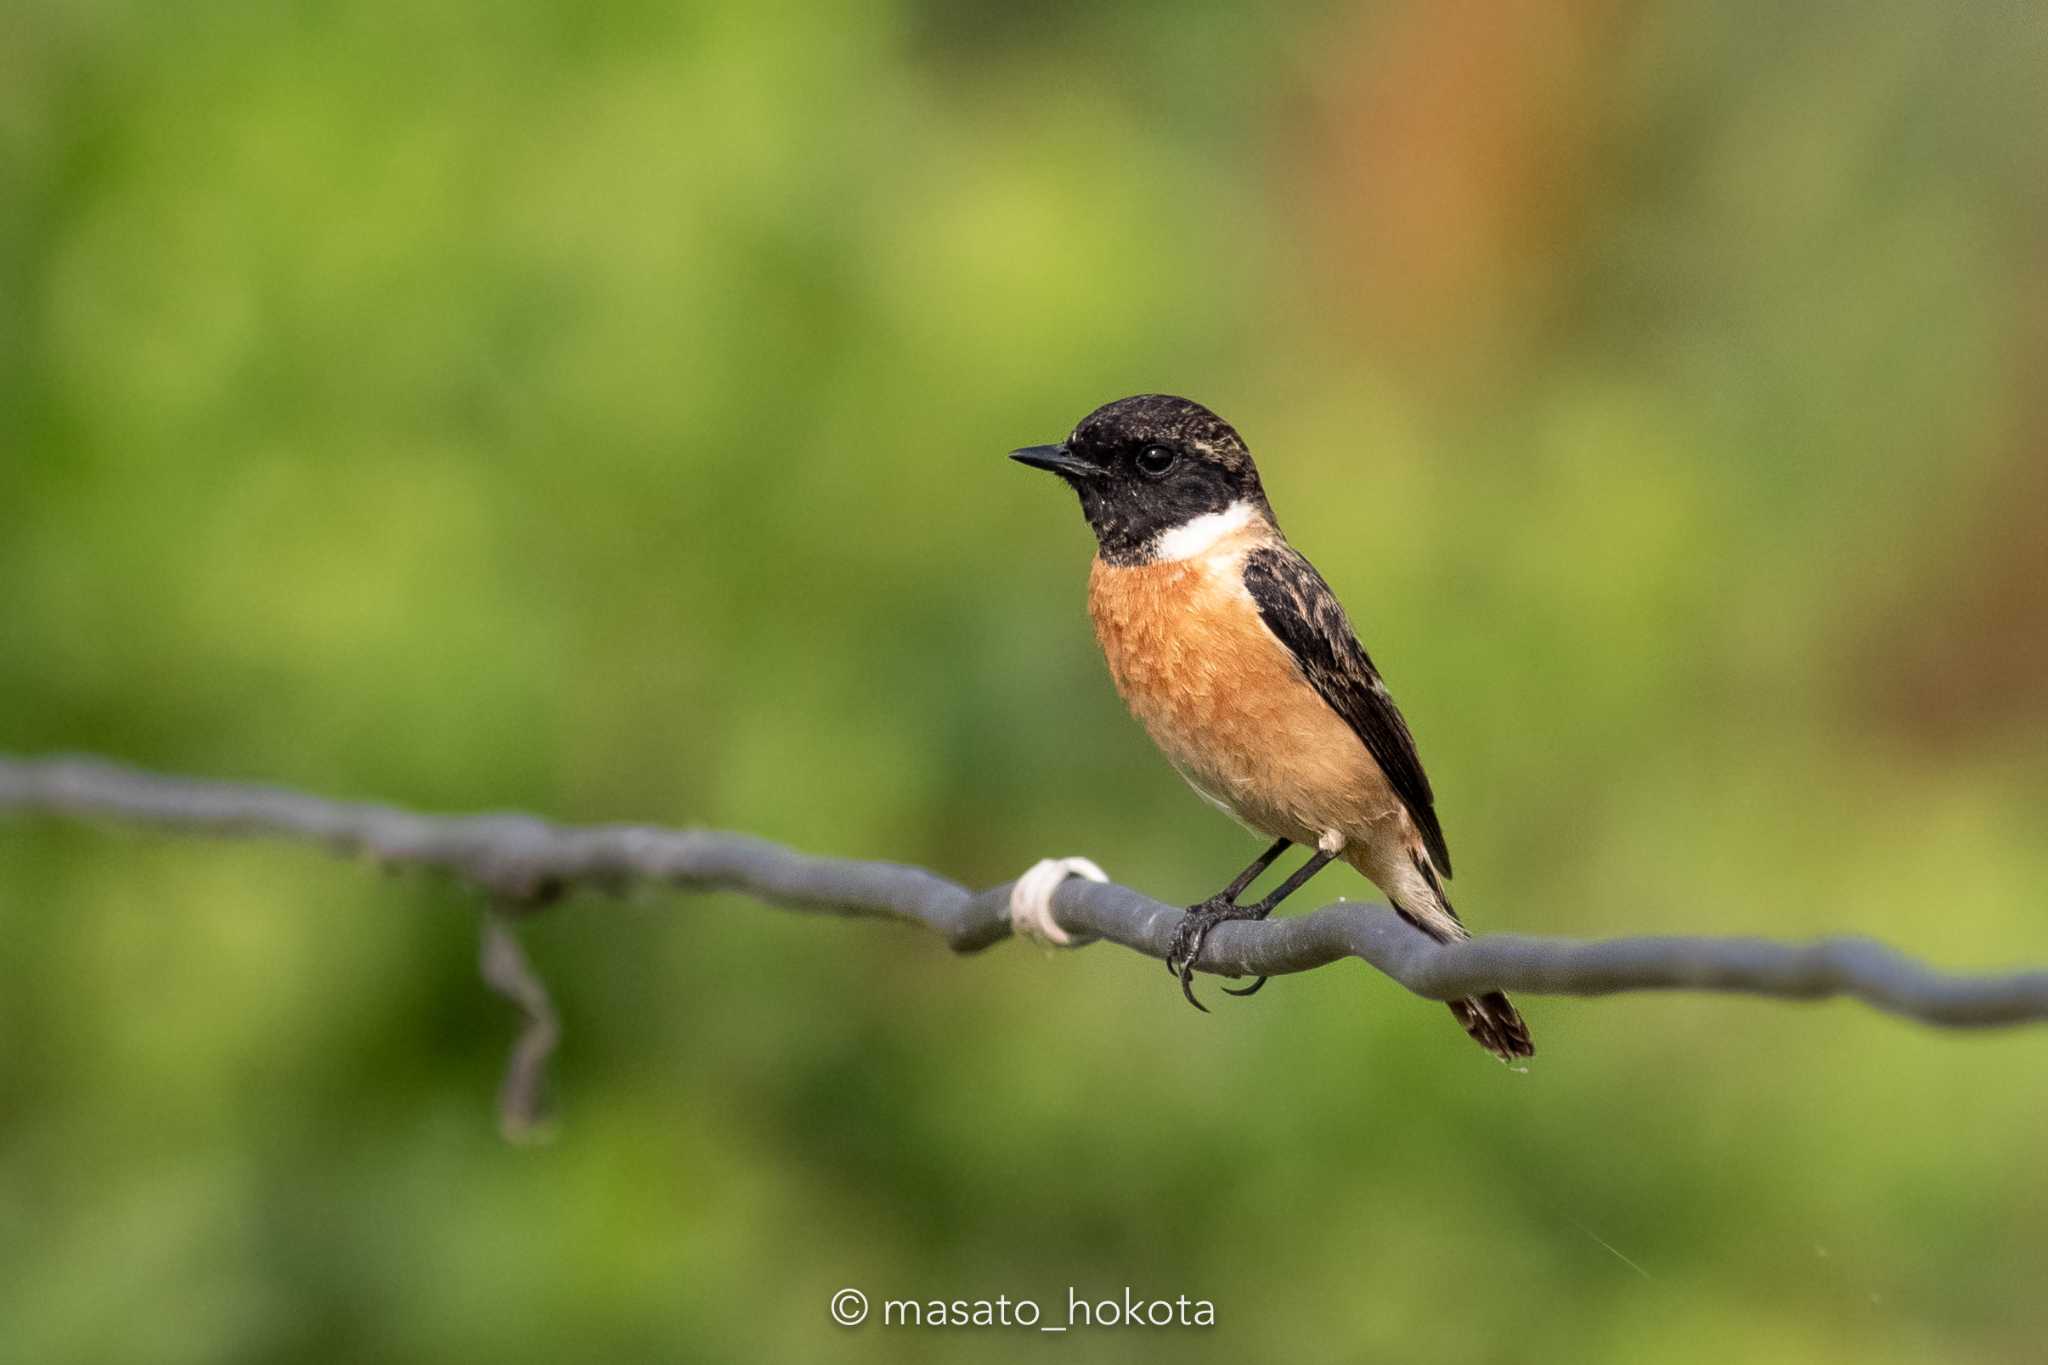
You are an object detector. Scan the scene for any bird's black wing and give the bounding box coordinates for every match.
[1241,544,1453,875]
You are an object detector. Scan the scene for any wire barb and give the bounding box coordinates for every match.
[478,912,560,1143]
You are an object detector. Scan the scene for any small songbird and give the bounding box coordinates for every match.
[1011,394,1533,1061]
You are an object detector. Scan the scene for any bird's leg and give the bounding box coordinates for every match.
[1168,842,1337,1011]
[1164,837,1289,1008]
[1213,836,1293,906]
[1215,847,1340,999]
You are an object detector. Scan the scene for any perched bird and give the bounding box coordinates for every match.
[1011,394,1533,1061]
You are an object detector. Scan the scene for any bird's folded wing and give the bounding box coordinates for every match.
[1240,544,1453,876]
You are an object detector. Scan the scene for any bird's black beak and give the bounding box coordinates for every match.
[1008,443,1103,479]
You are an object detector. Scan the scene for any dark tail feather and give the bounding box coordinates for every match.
[1447,991,1535,1062]
[1392,857,1537,1063]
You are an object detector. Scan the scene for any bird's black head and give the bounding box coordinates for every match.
[1009,394,1272,565]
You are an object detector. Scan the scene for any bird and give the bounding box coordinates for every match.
[1010,393,1533,1061]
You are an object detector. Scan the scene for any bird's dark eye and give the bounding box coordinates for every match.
[1135,444,1178,478]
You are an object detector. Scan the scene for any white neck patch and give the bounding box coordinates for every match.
[1150,500,1258,562]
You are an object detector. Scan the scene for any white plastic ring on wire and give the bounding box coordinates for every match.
[1007,857,1108,948]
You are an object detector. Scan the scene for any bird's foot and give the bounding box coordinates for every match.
[1165,898,1267,1012]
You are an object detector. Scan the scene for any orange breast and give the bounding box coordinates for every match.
[1086,543,1403,848]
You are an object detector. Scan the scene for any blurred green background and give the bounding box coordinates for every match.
[5,1,2047,1360]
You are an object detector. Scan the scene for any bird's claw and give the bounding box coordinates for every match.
[1165,898,1261,1011]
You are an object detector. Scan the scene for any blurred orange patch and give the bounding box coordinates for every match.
[1300,0,1625,370]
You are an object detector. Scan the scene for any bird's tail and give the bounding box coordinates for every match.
[1446,990,1534,1063]
[1371,849,1536,1063]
